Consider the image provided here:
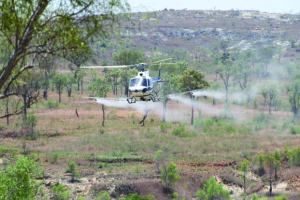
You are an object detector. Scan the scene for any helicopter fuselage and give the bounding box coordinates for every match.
[128,71,158,102]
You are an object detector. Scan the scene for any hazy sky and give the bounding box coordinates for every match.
[127,0,300,14]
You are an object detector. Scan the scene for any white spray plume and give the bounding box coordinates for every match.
[94,98,158,115]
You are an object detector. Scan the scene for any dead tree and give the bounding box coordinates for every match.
[139,109,151,126]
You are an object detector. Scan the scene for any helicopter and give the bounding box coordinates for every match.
[80,58,172,104]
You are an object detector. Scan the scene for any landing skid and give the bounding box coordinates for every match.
[127,96,136,104]
[150,92,160,102]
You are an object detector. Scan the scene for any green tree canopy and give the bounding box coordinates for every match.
[0,0,130,112]
[179,68,210,92]
[196,177,230,200]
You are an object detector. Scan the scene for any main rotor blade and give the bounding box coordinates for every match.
[151,58,173,64]
[80,65,132,69]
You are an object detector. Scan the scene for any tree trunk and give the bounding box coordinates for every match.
[102,104,105,127]
[275,167,278,181]
[190,95,194,125]
[269,97,272,114]
[77,81,80,91]
[269,165,272,196]
[43,90,48,100]
[58,87,61,103]
[5,100,9,125]
[80,81,83,95]
[225,86,228,102]
[163,99,168,122]
[22,95,27,120]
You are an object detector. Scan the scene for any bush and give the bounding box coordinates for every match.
[97,190,110,200]
[66,161,81,182]
[99,162,108,168]
[290,126,300,134]
[161,162,180,188]
[46,100,59,108]
[160,123,167,132]
[171,124,195,137]
[286,146,300,166]
[0,156,43,199]
[51,184,70,200]
[51,151,60,164]
[196,177,230,200]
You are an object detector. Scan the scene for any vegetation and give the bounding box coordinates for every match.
[0,155,43,199]
[161,162,180,189]
[196,177,230,200]
[66,161,81,182]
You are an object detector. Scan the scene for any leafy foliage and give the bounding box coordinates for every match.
[51,184,70,200]
[0,155,43,199]
[196,177,230,200]
[161,162,180,188]
[66,161,81,182]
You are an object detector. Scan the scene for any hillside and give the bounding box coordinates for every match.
[123,10,300,52]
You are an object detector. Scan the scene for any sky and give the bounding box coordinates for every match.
[127,0,300,14]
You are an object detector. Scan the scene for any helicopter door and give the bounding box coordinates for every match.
[147,79,150,90]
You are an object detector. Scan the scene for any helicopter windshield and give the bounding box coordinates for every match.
[129,78,147,87]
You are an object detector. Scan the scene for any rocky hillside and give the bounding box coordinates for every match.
[122,10,300,52]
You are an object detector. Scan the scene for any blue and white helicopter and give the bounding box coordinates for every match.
[81,58,172,104]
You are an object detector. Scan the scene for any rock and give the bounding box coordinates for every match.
[0,159,3,165]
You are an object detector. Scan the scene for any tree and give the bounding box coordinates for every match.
[239,160,250,194]
[264,153,275,196]
[75,70,87,95]
[38,56,55,100]
[66,161,81,183]
[179,68,210,125]
[259,45,274,75]
[113,49,144,96]
[196,177,230,200]
[233,50,252,91]
[0,0,130,116]
[64,47,93,91]
[257,153,266,177]
[287,78,300,116]
[161,162,180,189]
[262,83,279,114]
[0,156,43,199]
[53,73,67,103]
[274,149,282,181]
[89,75,110,127]
[160,74,180,122]
[218,52,234,102]
[65,73,75,97]
[154,149,168,173]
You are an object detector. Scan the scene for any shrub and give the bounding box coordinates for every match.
[99,162,108,168]
[46,100,59,108]
[286,146,300,166]
[130,113,136,118]
[290,126,300,134]
[150,116,155,122]
[51,184,70,200]
[161,162,180,188]
[51,151,60,164]
[196,177,230,200]
[66,161,81,182]
[171,124,194,137]
[160,123,167,132]
[0,156,43,199]
[97,190,110,200]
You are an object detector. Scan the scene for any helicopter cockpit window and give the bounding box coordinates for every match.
[129,78,140,87]
[141,78,147,87]
[129,78,148,87]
